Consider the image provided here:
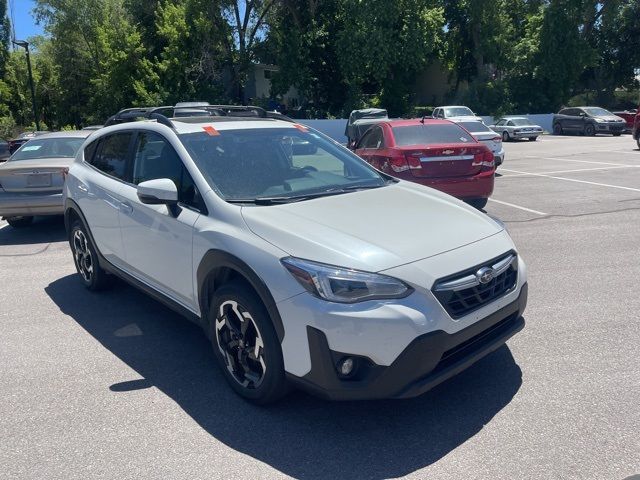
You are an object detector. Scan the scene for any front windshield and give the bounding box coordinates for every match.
[509,118,532,126]
[179,127,387,202]
[583,107,613,117]
[444,107,474,117]
[11,137,85,161]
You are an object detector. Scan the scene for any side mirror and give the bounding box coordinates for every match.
[137,178,178,205]
[292,141,318,155]
[579,112,587,117]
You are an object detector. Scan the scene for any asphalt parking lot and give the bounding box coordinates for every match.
[1,135,639,480]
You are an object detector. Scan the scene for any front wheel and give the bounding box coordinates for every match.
[69,220,110,291]
[467,198,488,210]
[528,136,538,141]
[6,216,34,228]
[210,282,288,405]
[502,131,510,142]
[612,133,621,137]
[584,124,596,136]
[553,123,563,135]
[637,136,640,150]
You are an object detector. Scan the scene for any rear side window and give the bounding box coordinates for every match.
[91,132,132,180]
[359,127,383,149]
[392,124,475,146]
[83,139,99,163]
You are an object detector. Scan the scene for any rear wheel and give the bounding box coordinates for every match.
[467,198,488,210]
[584,124,596,136]
[6,216,33,228]
[69,220,110,291]
[612,133,621,137]
[210,282,288,405]
[502,131,510,142]
[637,135,640,150]
[553,123,563,135]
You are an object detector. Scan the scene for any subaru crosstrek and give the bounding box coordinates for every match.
[63,108,528,404]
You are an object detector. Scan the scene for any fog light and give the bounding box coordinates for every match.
[339,357,354,376]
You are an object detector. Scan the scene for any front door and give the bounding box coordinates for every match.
[117,131,202,312]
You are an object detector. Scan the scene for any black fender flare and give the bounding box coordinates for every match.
[197,250,285,342]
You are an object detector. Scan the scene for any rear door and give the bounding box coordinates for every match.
[117,130,202,311]
[75,132,132,266]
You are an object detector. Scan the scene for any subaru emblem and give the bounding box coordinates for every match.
[476,267,494,284]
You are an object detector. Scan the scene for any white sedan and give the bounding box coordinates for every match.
[491,117,543,141]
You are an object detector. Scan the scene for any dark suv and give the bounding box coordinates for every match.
[552,107,625,136]
[633,109,640,149]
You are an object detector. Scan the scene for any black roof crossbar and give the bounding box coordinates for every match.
[104,104,295,127]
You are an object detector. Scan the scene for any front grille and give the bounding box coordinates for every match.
[432,253,518,319]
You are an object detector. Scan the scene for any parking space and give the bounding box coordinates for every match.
[1,135,639,479]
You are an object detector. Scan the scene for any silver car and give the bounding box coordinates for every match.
[0,131,91,228]
[455,120,505,166]
[491,117,543,141]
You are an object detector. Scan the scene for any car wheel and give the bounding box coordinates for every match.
[6,216,34,228]
[502,131,510,142]
[466,198,488,210]
[637,136,640,150]
[584,124,595,136]
[210,281,288,405]
[528,137,537,141]
[612,133,621,137]
[69,220,110,291]
[553,123,563,135]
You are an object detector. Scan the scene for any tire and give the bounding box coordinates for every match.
[528,137,537,141]
[6,216,34,228]
[69,219,110,291]
[637,136,640,150]
[612,133,621,137]
[553,123,563,135]
[584,123,595,136]
[467,198,488,210]
[502,131,510,142]
[209,281,288,405]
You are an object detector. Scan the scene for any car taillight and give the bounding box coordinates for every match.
[480,150,494,172]
[403,151,423,170]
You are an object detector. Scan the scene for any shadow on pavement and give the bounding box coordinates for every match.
[46,274,522,480]
[0,216,66,246]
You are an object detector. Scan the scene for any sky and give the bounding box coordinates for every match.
[8,0,44,42]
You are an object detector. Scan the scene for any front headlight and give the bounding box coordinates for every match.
[281,257,412,303]
[595,118,605,123]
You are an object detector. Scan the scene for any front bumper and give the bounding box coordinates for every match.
[0,191,64,218]
[289,284,527,400]
[595,123,625,133]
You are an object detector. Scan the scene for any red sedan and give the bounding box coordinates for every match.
[354,119,495,209]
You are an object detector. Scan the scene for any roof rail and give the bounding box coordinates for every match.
[104,104,295,127]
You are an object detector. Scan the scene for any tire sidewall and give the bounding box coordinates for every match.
[69,220,100,290]
[553,123,562,135]
[209,282,286,404]
[502,131,509,142]
[585,124,595,136]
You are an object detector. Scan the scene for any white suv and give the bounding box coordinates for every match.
[64,107,527,404]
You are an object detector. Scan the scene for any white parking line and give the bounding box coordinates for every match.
[500,168,640,193]
[539,157,633,167]
[499,165,639,177]
[487,198,547,216]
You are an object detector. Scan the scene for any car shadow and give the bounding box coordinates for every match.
[45,274,523,480]
[0,216,66,246]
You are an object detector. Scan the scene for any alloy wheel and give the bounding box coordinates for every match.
[72,229,94,283]
[215,300,267,389]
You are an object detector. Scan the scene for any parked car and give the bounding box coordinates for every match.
[63,107,527,404]
[491,117,543,142]
[633,109,640,149]
[0,131,92,227]
[552,107,626,136]
[455,120,505,166]
[354,119,495,209]
[612,109,637,133]
[0,140,9,162]
[345,108,389,148]
[8,131,49,154]
[432,106,483,123]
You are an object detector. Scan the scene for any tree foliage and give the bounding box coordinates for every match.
[0,0,638,128]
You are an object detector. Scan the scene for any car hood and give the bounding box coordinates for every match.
[241,182,503,272]
[449,115,484,123]
[596,115,625,122]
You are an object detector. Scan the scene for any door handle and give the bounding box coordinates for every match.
[77,184,88,193]
[120,202,133,214]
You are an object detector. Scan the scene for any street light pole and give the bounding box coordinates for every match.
[12,40,41,131]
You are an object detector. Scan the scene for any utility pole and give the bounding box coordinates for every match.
[12,39,41,131]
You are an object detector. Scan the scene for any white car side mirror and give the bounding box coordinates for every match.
[137,178,178,205]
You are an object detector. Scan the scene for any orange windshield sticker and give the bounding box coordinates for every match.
[293,124,309,132]
[203,125,220,136]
